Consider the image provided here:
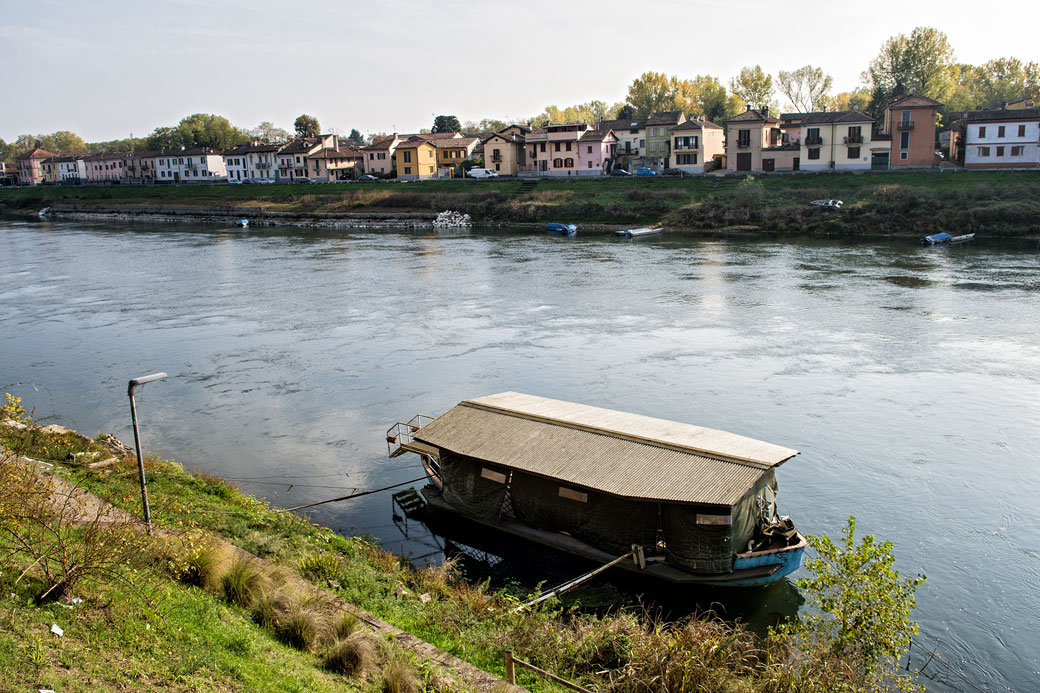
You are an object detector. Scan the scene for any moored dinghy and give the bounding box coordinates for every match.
[545,223,578,236]
[921,232,975,245]
[617,227,662,238]
[387,392,806,586]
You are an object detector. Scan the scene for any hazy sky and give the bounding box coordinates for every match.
[3,0,1038,142]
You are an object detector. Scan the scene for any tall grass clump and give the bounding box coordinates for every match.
[381,658,418,693]
[322,632,377,677]
[221,556,264,607]
[275,601,322,652]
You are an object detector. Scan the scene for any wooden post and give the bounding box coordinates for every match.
[504,649,515,684]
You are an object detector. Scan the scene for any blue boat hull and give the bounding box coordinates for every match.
[546,223,577,236]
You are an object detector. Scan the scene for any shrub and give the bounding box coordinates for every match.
[381,658,418,693]
[221,556,264,607]
[733,176,767,208]
[323,633,376,677]
[275,602,321,651]
[300,550,341,584]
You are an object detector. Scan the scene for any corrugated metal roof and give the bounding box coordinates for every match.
[413,393,798,506]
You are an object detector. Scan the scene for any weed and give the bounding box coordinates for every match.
[322,633,376,677]
[221,556,264,607]
[333,610,362,639]
[300,550,341,585]
[381,658,418,693]
[275,602,321,652]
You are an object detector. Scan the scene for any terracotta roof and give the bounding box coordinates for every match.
[18,147,57,160]
[362,136,398,151]
[964,107,1040,122]
[423,131,464,139]
[645,111,685,126]
[279,137,324,154]
[578,129,617,142]
[799,110,874,125]
[497,124,532,134]
[887,93,943,109]
[394,136,435,148]
[83,151,129,161]
[483,132,525,145]
[128,150,161,159]
[308,146,363,160]
[599,118,645,132]
[726,108,779,124]
[431,137,479,149]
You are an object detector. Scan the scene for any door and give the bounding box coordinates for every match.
[762,158,775,172]
[793,157,800,171]
[736,153,752,171]
[871,152,889,170]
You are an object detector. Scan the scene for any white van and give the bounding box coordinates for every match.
[467,168,499,179]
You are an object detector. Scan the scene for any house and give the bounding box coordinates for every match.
[481,125,530,176]
[523,123,616,176]
[432,137,479,176]
[278,135,338,181]
[882,91,942,167]
[644,111,686,170]
[222,142,283,182]
[392,137,438,181]
[795,111,877,171]
[361,135,399,175]
[154,148,226,182]
[0,160,18,185]
[306,144,365,181]
[83,152,127,183]
[725,106,782,172]
[599,118,645,159]
[53,155,87,183]
[963,106,1040,169]
[125,151,160,183]
[668,117,725,174]
[16,147,57,186]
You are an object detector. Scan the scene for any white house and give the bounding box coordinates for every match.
[222,142,283,182]
[155,147,227,182]
[964,107,1040,169]
[668,117,725,174]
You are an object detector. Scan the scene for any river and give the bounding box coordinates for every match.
[1,218,1037,691]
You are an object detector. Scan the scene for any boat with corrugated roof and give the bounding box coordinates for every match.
[387,392,805,586]
[545,223,578,236]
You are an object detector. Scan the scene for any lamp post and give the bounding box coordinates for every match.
[127,372,166,534]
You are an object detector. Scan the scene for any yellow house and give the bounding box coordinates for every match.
[393,137,438,180]
[482,125,530,176]
[433,137,479,175]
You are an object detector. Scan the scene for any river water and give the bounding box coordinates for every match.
[1,218,1037,691]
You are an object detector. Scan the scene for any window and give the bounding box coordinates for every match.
[553,158,563,167]
[587,161,593,168]
[587,145,592,153]
[848,126,861,140]
[1018,124,1027,137]
[848,147,860,159]
[808,148,820,160]
[495,163,500,171]
[738,129,751,147]
[403,151,411,162]
[540,143,546,152]
[565,142,572,152]
[900,151,908,160]
[554,142,561,152]
[1011,145,1024,156]
[404,166,411,174]
[979,126,986,138]
[900,110,911,126]
[996,146,1004,156]
[900,132,910,149]
[564,157,574,167]
[978,146,990,156]
[998,126,1005,137]
[639,139,645,147]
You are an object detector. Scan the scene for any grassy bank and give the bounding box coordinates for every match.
[1,398,925,692]
[3,170,1040,235]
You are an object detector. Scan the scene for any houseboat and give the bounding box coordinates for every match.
[387,392,805,587]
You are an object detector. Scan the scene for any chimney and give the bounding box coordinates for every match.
[762,106,769,117]
[746,104,752,112]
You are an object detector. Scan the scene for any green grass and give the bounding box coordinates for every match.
[4,169,1038,232]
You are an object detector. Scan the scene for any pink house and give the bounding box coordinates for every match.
[523,123,617,176]
[83,152,127,183]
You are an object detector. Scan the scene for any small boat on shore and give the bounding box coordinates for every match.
[810,199,843,208]
[545,223,577,236]
[387,392,806,587]
[236,219,250,228]
[921,232,975,245]
[616,227,662,238]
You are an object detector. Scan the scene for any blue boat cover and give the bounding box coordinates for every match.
[925,232,952,242]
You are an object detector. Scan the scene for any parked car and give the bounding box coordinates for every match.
[228,179,243,185]
[358,174,378,182]
[662,168,687,177]
[467,168,499,179]
[241,178,255,184]
[610,169,632,176]
[294,177,313,184]
[635,168,657,176]
[255,178,276,184]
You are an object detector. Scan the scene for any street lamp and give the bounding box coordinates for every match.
[127,372,166,534]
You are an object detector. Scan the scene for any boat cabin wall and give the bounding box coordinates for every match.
[439,451,510,522]
[660,471,778,575]
[510,471,658,554]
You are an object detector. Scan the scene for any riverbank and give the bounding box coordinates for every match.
[3,169,1039,236]
[0,401,925,692]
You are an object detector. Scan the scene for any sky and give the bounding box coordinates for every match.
[3,0,1038,143]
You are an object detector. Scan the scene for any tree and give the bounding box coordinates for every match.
[37,131,87,153]
[432,115,462,133]
[825,88,872,113]
[967,57,1040,109]
[294,114,321,138]
[626,71,675,117]
[0,138,9,163]
[347,128,363,144]
[616,104,635,120]
[691,75,742,122]
[863,27,956,120]
[146,126,180,151]
[780,516,925,684]
[249,121,291,143]
[777,65,834,112]
[730,65,775,111]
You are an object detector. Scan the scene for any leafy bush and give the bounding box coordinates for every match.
[733,176,767,207]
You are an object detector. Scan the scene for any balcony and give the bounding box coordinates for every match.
[804,135,823,146]
[844,135,864,144]
[491,154,502,163]
[897,120,914,130]
[736,141,751,149]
